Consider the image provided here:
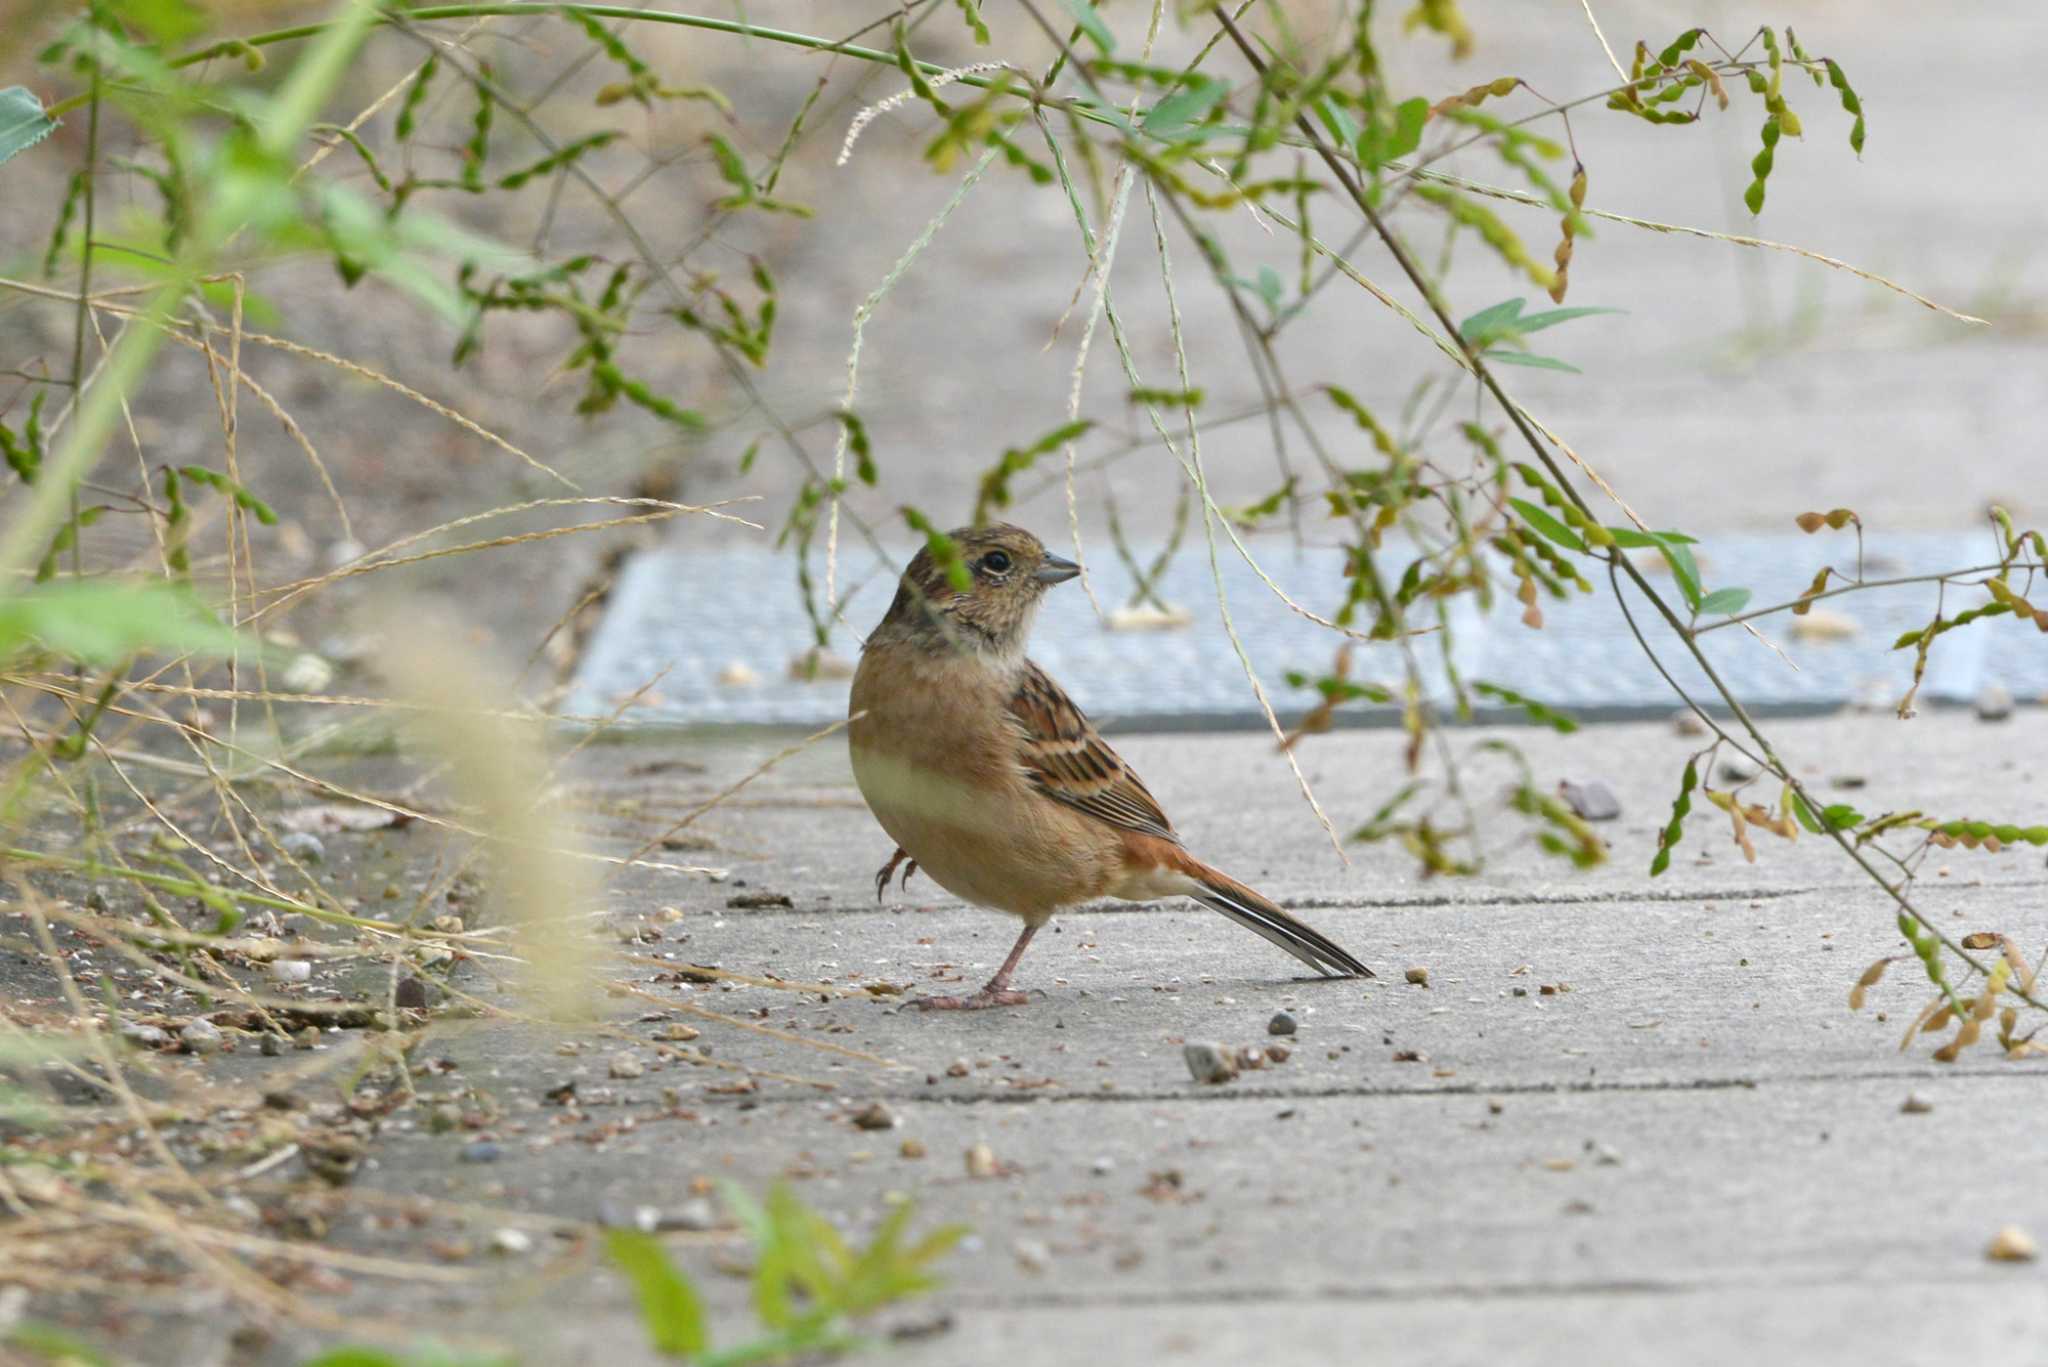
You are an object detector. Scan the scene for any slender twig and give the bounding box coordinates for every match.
[1208,3,2027,1005]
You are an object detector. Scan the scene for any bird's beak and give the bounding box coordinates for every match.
[1034,553,1081,586]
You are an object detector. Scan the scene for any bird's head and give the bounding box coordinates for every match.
[871,523,1080,659]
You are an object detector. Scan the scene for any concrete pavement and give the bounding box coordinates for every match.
[272,709,2048,1366]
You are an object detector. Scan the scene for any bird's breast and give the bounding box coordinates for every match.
[848,646,1117,918]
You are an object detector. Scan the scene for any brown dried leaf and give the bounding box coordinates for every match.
[1961,931,2001,950]
[1848,957,1890,1010]
[1728,805,1756,863]
[1792,566,1832,616]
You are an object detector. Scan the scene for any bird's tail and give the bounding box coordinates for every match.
[1181,860,1373,979]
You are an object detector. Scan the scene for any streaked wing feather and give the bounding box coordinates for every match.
[1006,661,1177,842]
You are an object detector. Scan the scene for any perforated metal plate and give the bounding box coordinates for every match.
[564,533,2042,729]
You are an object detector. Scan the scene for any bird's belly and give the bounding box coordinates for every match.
[848,741,1111,921]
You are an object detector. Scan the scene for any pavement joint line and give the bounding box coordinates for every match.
[934,1266,2021,1311]
[686,877,2048,919]
[722,1069,2041,1108]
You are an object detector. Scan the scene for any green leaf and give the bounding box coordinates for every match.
[1789,791,1824,835]
[1483,350,1580,374]
[838,409,877,485]
[952,0,991,44]
[1508,497,1586,553]
[1508,305,1625,334]
[1142,79,1230,137]
[0,581,250,667]
[1253,264,1283,312]
[1649,758,1698,876]
[1314,97,1361,152]
[974,419,1092,525]
[903,508,972,592]
[0,86,59,169]
[1472,681,1578,733]
[1603,527,1698,550]
[1821,803,1862,831]
[1058,0,1115,54]
[1697,586,1751,616]
[1640,532,1702,608]
[1462,298,1619,365]
[605,1229,708,1357]
[1824,58,1865,155]
[1358,96,1428,169]
[1458,297,1526,344]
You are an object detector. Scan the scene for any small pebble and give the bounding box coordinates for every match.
[491,1228,534,1255]
[1987,1225,2038,1263]
[281,652,335,694]
[1719,754,1762,783]
[293,1026,320,1050]
[120,1022,169,1050]
[659,1023,701,1042]
[1787,607,1858,641]
[1976,683,2014,723]
[259,1033,283,1057]
[717,661,761,688]
[1012,1238,1052,1274]
[609,1054,645,1080]
[1265,1043,1291,1064]
[945,1058,971,1078]
[1182,1042,1238,1086]
[179,1019,223,1055]
[1671,709,1707,737]
[598,1202,660,1232]
[1267,1011,1298,1037]
[664,1199,717,1232]
[900,1139,927,1160]
[851,1102,897,1131]
[1090,1156,1115,1177]
[460,1141,503,1164]
[1558,780,1622,822]
[1236,1046,1266,1071]
[1403,966,1430,987]
[1900,1095,1933,1115]
[394,977,429,1010]
[269,960,312,984]
[787,647,856,681]
[279,831,326,864]
[965,1143,998,1179]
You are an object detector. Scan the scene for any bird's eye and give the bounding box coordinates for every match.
[980,550,1013,575]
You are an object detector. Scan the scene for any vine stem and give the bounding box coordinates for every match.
[1207,5,2034,1012]
[46,3,1026,121]
[1694,562,2042,634]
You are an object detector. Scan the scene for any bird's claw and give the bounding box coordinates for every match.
[874,847,919,903]
[908,988,1030,1011]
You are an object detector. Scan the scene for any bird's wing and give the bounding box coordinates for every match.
[1004,661,1178,842]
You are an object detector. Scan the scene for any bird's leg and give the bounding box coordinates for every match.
[910,923,1039,1010]
[873,846,918,903]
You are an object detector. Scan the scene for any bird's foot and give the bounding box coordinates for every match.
[907,987,1030,1011]
[873,847,919,903]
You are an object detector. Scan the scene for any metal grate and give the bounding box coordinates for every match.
[564,533,2041,729]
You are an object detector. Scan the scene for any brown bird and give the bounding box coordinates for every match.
[848,523,1372,1009]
